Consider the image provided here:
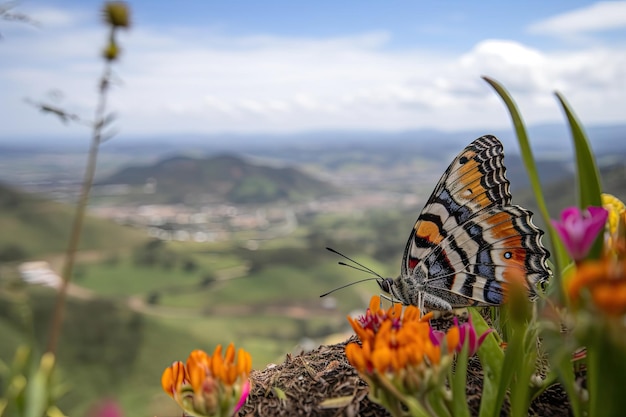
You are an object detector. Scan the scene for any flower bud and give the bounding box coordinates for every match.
[102,2,131,28]
[102,41,120,62]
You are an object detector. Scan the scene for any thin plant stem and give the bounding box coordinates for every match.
[46,62,112,355]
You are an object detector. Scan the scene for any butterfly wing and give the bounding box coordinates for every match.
[401,135,550,307]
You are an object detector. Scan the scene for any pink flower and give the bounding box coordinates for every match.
[234,379,250,414]
[88,399,123,417]
[551,206,609,261]
[429,315,492,356]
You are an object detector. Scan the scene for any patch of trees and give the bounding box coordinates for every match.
[240,247,327,274]
[15,291,146,399]
[132,239,198,272]
[0,244,29,262]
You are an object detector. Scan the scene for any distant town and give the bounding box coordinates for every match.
[88,189,422,243]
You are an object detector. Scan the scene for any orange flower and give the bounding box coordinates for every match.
[161,343,252,417]
[345,296,442,378]
[567,259,626,316]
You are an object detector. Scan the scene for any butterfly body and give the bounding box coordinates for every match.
[379,135,551,311]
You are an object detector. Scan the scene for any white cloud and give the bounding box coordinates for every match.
[1,5,625,140]
[528,1,626,35]
[22,6,87,29]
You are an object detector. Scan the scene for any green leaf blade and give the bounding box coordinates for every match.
[554,92,604,259]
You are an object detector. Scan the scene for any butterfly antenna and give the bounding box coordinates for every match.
[326,247,384,279]
[337,261,378,275]
[319,277,382,298]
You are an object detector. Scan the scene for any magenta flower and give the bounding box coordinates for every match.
[430,315,493,356]
[551,206,609,261]
[87,399,123,417]
[234,379,251,414]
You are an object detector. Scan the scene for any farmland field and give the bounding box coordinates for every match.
[0,198,405,415]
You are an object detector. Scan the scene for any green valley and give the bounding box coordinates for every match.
[1,152,625,416]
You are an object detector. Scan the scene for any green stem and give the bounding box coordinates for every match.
[585,322,626,417]
[425,388,452,417]
[372,372,432,417]
[46,63,112,355]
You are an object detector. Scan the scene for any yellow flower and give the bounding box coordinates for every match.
[161,344,252,417]
[602,193,626,258]
[602,193,625,236]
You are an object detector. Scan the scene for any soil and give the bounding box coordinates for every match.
[238,337,574,417]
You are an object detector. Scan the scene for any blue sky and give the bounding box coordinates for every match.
[1,1,625,141]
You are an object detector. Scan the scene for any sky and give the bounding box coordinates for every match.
[1,0,626,142]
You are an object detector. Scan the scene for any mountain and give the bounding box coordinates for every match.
[0,183,145,260]
[96,154,338,204]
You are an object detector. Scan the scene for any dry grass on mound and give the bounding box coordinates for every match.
[238,337,574,417]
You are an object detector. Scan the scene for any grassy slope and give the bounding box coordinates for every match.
[0,183,146,257]
[1,223,383,416]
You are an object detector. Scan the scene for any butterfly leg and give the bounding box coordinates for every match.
[429,307,469,320]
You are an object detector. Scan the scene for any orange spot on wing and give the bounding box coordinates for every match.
[457,151,477,176]
[485,213,521,240]
[470,191,492,209]
[483,212,528,270]
[416,221,443,245]
[454,157,491,207]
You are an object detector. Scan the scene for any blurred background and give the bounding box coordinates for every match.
[1,1,625,415]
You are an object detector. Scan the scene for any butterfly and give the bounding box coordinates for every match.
[378,135,551,311]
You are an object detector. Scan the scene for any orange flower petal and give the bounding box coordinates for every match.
[188,358,208,393]
[346,342,367,372]
[160,366,175,396]
[393,346,409,371]
[212,344,223,358]
[446,326,460,354]
[361,339,372,362]
[237,348,252,375]
[403,305,420,322]
[369,295,381,315]
[407,341,424,366]
[374,328,392,353]
[568,262,608,301]
[224,364,238,385]
[187,349,210,371]
[161,361,186,397]
[592,281,626,315]
[424,343,441,365]
[568,259,626,315]
[347,315,369,341]
[371,346,392,373]
[389,302,402,319]
[225,342,236,365]
[420,311,434,322]
[212,352,225,380]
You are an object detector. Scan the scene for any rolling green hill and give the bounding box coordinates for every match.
[97,154,338,204]
[0,183,146,261]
